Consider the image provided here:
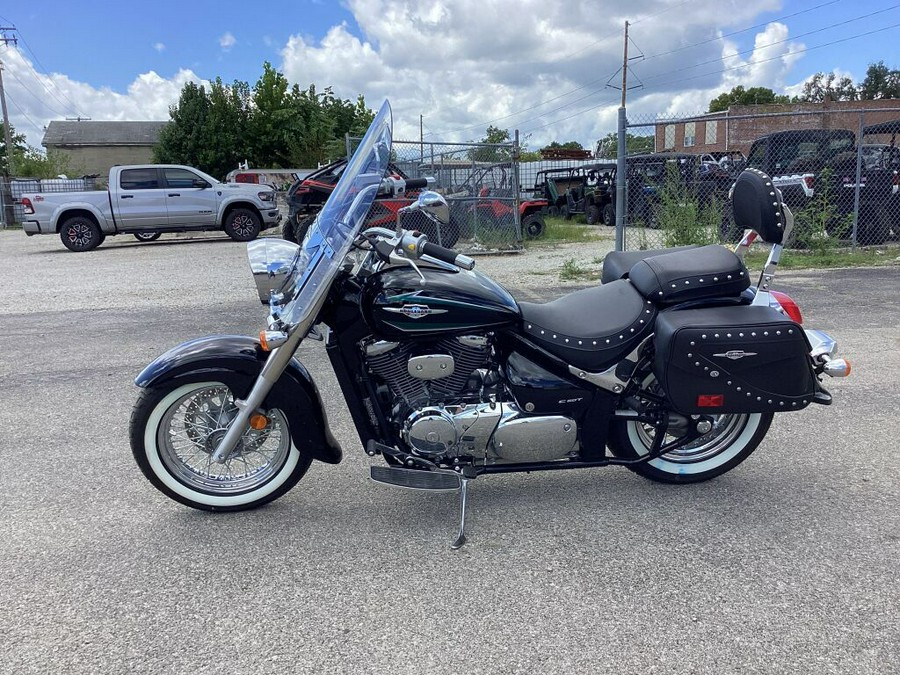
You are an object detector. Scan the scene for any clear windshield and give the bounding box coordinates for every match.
[276,101,392,328]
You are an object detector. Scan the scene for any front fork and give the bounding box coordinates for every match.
[209,312,318,464]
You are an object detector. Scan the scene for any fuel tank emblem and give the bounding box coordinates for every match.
[384,304,448,319]
[713,350,758,360]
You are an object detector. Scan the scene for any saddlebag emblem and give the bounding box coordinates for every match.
[713,350,758,360]
[384,304,447,319]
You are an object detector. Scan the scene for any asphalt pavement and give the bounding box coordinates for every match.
[1,230,898,674]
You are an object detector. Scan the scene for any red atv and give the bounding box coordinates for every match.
[283,159,459,246]
[449,162,547,239]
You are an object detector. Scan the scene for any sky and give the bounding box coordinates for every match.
[1,0,898,152]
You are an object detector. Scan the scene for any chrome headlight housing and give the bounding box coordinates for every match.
[247,239,303,304]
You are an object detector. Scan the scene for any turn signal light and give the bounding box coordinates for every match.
[823,358,851,377]
[259,330,288,352]
[697,394,724,407]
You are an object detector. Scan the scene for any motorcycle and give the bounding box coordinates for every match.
[130,101,851,548]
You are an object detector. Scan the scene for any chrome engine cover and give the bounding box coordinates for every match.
[402,402,578,463]
[403,408,459,456]
[491,404,578,463]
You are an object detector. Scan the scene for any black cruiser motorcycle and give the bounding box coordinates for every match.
[130,102,851,548]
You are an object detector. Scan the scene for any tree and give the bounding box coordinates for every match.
[1,125,78,178]
[708,86,790,112]
[541,140,584,151]
[596,132,654,157]
[468,125,513,163]
[0,125,28,176]
[860,61,900,100]
[795,72,858,103]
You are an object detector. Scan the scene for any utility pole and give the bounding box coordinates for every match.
[0,26,19,228]
[614,21,629,251]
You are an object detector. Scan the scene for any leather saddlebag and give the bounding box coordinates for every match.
[653,305,816,414]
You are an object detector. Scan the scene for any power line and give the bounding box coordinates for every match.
[2,64,72,118]
[426,0,874,140]
[521,19,900,135]
[14,31,89,118]
[6,92,44,135]
[641,0,841,62]
[636,16,900,92]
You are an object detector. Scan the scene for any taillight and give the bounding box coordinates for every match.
[20,197,34,215]
[803,175,815,190]
[770,290,803,324]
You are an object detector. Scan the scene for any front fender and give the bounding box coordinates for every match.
[135,335,342,464]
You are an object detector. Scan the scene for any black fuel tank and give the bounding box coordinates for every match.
[362,266,520,340]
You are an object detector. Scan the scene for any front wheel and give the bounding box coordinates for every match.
[134,231,162,242]
[129,380,311,510]
[224,208,262,242]
[608,406,773,484]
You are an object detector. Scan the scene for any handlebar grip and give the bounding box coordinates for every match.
[404,177,430,190]
[422,241,475,270]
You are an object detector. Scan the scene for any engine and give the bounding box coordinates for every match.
[364,335,579,464]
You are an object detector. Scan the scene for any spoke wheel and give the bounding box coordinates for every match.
[607,375,773,484]
[130,380,311,510]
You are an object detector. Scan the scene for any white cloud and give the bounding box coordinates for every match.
[2,47,207,147]
[219,32,236,51]
[154,42,166,52]
[278,0,798,148]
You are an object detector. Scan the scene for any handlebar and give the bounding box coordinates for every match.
[422,241,475,271]
[404,177,429,190]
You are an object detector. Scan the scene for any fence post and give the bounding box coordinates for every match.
[850,112,864,248]
[513,130,522,242]
[615,107,626,251]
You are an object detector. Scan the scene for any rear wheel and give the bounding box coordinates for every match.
[586,204,600,225]
[60,216,103,252]
[560,203,571,220]
[856,208,889,246]
[607,376,773,484]
[130,380,311,511]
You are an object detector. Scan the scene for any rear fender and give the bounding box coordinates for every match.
[135,335,342,464]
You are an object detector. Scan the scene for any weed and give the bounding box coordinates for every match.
[657,164,720,247]
[559,257,602,282]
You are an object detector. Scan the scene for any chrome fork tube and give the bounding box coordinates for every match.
[209,310,316,464]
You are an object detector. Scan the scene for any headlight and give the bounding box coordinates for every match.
[258,191,275,202]
[247,239,302,304]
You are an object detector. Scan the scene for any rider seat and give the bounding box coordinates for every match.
[519,280,656,372]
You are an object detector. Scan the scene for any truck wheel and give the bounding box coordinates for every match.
[225,208,261,242]
[133,232,161,242]
[60,216,103,252]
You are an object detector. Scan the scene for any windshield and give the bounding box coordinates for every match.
[276,100,392,328]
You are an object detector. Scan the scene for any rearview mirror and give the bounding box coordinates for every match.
[416,190,450,225]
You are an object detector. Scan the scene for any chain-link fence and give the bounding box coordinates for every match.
[349,136,527,252]
[1,176,99,227]
[622,107,900,252]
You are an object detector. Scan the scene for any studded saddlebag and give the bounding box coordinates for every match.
[653,305,816,415]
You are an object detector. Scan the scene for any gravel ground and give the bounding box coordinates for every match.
[1,228,898,674]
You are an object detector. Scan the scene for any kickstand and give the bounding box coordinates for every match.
[450,477,470,550]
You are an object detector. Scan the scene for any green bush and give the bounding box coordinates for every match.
[656,165,720,247]
[790,168,847,253]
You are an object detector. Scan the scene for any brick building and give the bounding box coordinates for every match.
[654,99,900,157]
[42,120,168,178]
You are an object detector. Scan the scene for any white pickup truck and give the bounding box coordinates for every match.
[20,164,282,251]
